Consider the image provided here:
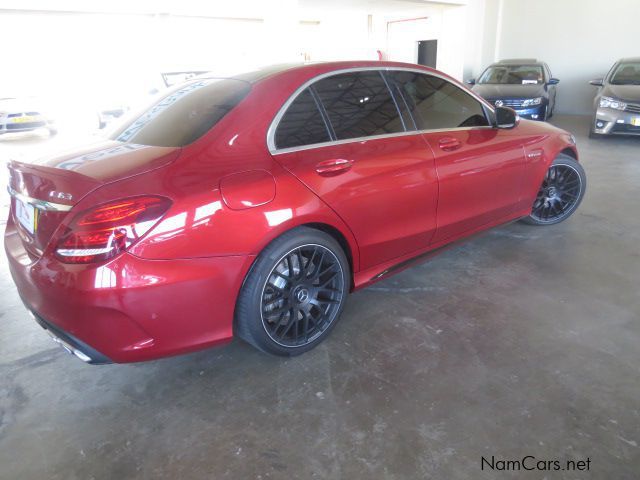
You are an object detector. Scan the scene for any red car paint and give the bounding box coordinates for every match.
[5,61,578,363]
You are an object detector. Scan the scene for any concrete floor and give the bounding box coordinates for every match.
[1,116,639,479]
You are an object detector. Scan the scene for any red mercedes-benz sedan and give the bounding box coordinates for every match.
[5,61,586,363]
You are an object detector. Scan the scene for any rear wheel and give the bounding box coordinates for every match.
[521,154,586,226]
[236,227,350,356]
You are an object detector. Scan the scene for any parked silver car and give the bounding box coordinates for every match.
[589,57,640,138]
[0,98,57,137]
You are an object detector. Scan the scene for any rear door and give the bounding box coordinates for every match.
[270,70,438,270]
[389,70,526,244]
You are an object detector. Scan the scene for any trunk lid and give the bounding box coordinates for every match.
[8,141,180,257]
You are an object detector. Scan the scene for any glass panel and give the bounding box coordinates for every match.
[610,62,640,85]
[274,89,331,149]
[313,71,406,140]
[478,65,545,85]
[390,71,490,130]
[110,78,250,147]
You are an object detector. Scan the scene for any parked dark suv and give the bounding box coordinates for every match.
[468,59,559,121]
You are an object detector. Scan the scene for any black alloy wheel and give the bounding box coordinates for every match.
[522,154,586,225]
[261,244,344,347]
[235,227,350,356]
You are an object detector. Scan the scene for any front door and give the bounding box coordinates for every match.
[388,70,525,244]
[423,128,526,242]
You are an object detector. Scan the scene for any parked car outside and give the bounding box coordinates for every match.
[5,61,585,364]
[468,59,559,121]
[589,57,640,138]
[0,98,57,137]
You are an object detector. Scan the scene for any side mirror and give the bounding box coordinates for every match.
[548,78,560,85]
[589,79,604,86]
[466,78,476,85]
[495,106,519,129]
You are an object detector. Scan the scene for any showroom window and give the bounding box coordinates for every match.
[274,89,332,149]
[389,71,490,130]
[110,78,250,148]
[313,71,407,140]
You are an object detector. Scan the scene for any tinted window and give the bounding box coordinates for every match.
[110,78,250,147]
[390,72,489,130]
[478,65,544,85]
[313,71,406,140]
[610,62,640,85]
[274,89,331,149]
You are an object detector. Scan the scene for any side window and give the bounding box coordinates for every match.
[389,71,490,130]
[274,89,331,149]
[312,71,406,140]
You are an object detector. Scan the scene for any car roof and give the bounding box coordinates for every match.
[198,61,442,84]
[493,58,543,66]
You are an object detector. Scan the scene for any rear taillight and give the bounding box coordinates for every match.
[55,196,171,264]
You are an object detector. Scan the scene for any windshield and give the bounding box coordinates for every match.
[109,78,250,147]
[478,65,544,85]
[610,62,640,85]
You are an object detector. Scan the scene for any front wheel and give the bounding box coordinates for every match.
[235,227,350,356]
[521,154,586,226]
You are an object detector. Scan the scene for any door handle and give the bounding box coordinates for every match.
[315,158,353,176]
[438,137,462,152]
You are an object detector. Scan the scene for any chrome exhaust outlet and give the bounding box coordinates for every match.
[46,330,93,363]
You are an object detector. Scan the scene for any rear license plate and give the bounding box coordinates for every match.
[15,199,36,234]
[631,117,640,127]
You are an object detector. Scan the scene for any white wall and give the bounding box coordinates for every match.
[378,4,467,79]
[13,0,638,116]
[0,0,470,105]
[473,0,640,114]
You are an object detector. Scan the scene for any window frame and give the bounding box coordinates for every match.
[268,67,496,155]
[385,70,494,132]
[272,86,334,150]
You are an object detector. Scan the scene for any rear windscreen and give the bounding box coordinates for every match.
[110,78,250,147]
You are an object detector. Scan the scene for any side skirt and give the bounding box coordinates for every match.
[352,209,531,290]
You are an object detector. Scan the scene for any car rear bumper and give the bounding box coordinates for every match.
[28,307,113,364]
[592,108,640,135]
[5,221,254,363]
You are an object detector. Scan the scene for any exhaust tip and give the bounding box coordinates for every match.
[46,330,93,363]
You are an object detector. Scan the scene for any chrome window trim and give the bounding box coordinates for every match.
[7,186,73,212]
[271,126,494,156]
[267,66,496,155]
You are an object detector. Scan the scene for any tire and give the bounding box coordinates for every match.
[235,227,350,356]
[521,153,586,226]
